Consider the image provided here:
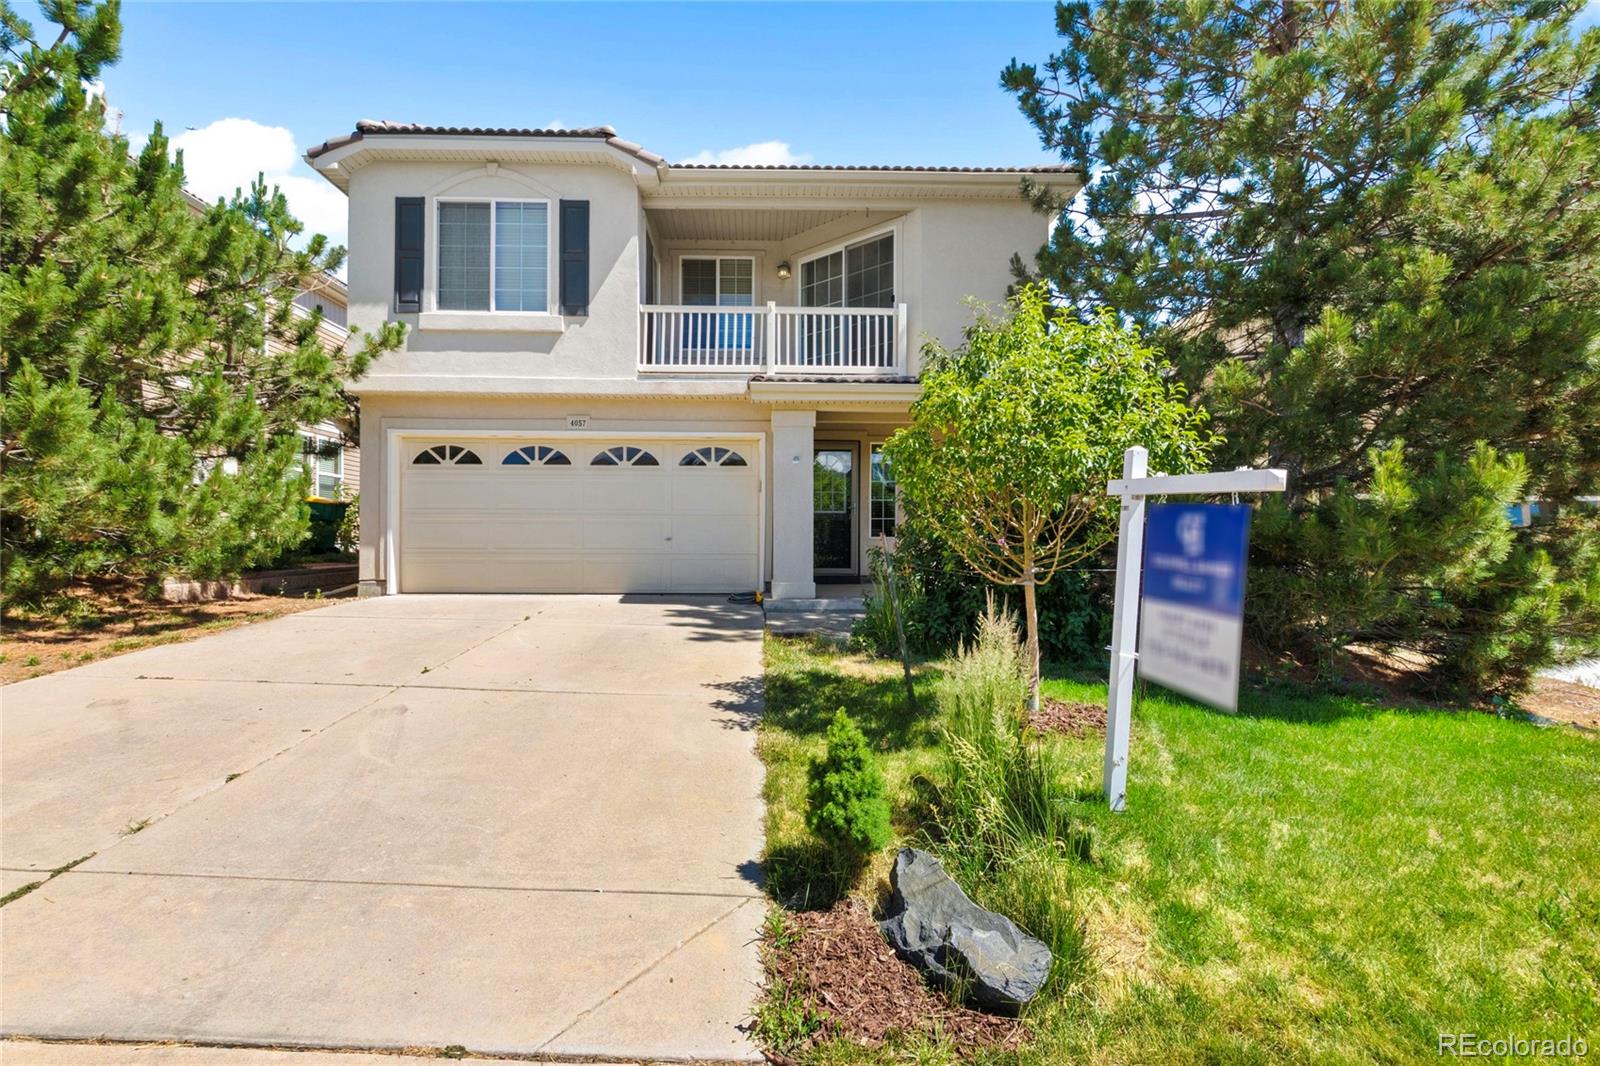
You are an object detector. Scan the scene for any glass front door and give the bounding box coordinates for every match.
[813,446,856,574]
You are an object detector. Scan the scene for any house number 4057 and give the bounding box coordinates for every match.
[566,415,590,430]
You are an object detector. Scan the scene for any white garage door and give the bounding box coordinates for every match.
[399,438,760,594]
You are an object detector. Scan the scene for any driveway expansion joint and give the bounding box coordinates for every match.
[0,1035,759,1065]
[536,896,761,1054]
[66,867,764,901]
[74,683,404,866]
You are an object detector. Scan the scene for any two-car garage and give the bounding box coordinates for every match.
[396,435,762,594]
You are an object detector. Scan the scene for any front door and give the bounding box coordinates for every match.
[813,446,856,575]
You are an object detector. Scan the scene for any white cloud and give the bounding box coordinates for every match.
[678,140,810,166]
[169,118,348,254]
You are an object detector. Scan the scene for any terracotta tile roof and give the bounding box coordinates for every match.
[673,163,1075,174]
[306,121,1075,175]
[305,120,667,165]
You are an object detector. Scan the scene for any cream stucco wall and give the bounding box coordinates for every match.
[336,150,1060,594]
[355,394,908,595]
[346,162,644,382]
[345,156,1057,392]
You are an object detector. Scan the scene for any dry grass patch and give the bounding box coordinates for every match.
[2,586,336,684]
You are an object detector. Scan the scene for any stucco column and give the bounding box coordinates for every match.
[356,406,384,598]
[770,409,817,601]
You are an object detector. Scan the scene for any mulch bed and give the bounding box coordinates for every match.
[1030,696,1106,737]
[765,897,1026,1056]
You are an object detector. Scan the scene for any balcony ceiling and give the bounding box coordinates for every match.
[645,207,902,244]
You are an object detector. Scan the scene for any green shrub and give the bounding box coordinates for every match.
[884,516,1110,663]
[932,599,1080,878]
[851,543,922,658]
[336,494,360,554]
[806,708,893,859]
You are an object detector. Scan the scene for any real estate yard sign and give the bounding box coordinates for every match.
[1138,503,1252,712]
[1104,448,1285,811]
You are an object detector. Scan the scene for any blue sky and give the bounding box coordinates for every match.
[14,1,1066,251]
[17,0,1600,254]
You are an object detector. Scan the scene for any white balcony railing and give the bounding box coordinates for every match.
[638,302,908,376]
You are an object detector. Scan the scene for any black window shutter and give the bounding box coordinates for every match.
[394,197,424,313]
[559,199,590,316]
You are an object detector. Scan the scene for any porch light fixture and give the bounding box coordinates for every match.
[776,260,792,280]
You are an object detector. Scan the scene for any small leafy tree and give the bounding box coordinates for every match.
[886,285,1211,708]
[0,0,404,605]
[806,708,892,860]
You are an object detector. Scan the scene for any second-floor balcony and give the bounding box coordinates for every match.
[639,303,908,376]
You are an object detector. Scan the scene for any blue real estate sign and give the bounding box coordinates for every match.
[1138,503,1253,711]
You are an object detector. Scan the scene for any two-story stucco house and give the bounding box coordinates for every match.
[305,122,1078,601]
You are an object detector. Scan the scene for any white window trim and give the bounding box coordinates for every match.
[794,224,899,308]
[869,441,900,541]
[303,429,344,500]
[422,196,562,332]
[677,254,760,306]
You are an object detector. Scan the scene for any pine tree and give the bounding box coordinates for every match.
[1003,1,1600,695]
[0,0,404,606]
[807,708,893,858]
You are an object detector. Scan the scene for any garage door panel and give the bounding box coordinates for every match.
[495,476,585,513]
[582,476,671,513]
[399,438,758,594]
[671,476,758,514]
[405,516,586,552]
[401,551,589,594]
[669,555,758,592]
[405,474,508,510]
[670,514,756,555]
[581,555,670,594]
[584,516,671,552]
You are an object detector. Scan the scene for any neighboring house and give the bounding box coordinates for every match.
[180,190,359,502]
[286,272,361,501]
[305,121,1079,599]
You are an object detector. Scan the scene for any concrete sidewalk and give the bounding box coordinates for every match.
[0,595,766,1063]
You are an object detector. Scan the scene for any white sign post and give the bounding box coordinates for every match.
[1103,448,1287,812]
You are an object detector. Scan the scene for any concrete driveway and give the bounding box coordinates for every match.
[0,595,766,1063]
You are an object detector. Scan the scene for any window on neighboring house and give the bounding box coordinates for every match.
[437,200,549,312]
[870,443,897,539]
[302,434,344,499]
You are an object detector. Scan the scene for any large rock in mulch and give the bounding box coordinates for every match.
[768,897,1023,1053]
[878,847,1053,1013]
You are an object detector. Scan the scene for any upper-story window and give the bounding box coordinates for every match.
[437,200,550,312]
[800,232,894,309]
[682,257,754,308]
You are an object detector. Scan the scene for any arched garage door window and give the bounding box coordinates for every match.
[502,445,572,466]
[680,446,747,467]
[591,446,659,467]
[412,445,482,465]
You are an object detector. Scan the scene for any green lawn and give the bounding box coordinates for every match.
[758,634,1600,1064]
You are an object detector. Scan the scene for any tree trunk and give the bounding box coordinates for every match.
[1023,549,1041,713]
[881,536,916,712]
